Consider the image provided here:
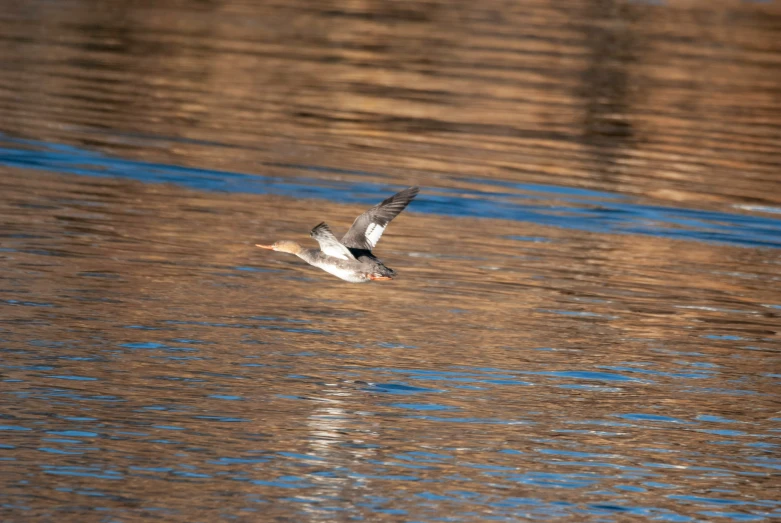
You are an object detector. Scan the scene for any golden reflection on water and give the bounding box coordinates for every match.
[1,0,780,520]
[1,0,780,207]
[1,167,779,520]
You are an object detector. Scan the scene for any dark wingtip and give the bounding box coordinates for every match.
[310,222,329,237]
[393,186,419,204]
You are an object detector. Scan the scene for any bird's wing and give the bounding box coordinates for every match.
[310,222,356,260]
[341,186,419,250]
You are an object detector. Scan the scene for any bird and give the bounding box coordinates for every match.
[256,186,419,283]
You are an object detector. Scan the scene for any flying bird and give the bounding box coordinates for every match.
[257,186,419,283]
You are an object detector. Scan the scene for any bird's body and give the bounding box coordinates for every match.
[257,187,419,283]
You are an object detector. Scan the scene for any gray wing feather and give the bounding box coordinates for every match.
[341,187,419,250]
[310,222,356,260]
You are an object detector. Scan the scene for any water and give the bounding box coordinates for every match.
[1,0,780,521]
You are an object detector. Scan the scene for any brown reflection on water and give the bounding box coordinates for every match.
[1,0,780,208]
[1,168,779,520]
[2,0,781,520]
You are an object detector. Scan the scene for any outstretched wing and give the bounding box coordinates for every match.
[341,186,419,250]
[310,222,356,260]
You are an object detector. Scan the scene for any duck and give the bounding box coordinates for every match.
[256,186,419,283]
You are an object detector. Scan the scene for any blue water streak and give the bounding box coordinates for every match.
[2,134,780,248]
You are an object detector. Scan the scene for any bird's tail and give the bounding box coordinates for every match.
[376,266,396,279]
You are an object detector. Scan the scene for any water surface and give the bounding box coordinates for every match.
[1,0,780,521]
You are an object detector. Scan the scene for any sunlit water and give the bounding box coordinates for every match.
[1,0,780,522]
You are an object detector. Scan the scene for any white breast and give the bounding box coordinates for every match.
[316,262,370,283]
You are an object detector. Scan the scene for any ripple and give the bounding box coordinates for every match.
[2,135,780,248]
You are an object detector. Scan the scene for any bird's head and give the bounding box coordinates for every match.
[256,240,303,254]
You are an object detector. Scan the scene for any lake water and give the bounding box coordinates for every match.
[1,0,780,521]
